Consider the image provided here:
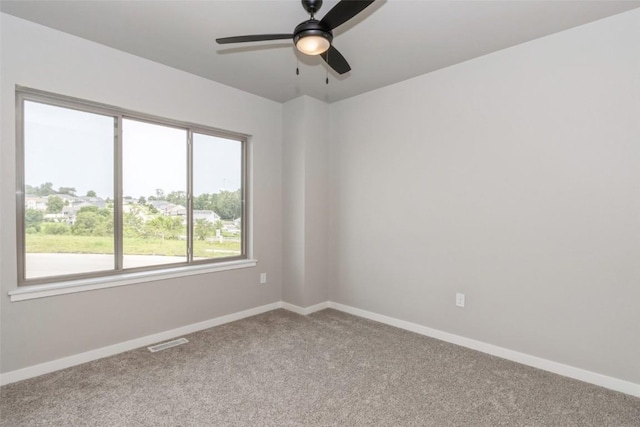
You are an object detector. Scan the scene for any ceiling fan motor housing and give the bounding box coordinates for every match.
[302,0,323,16]
[293,20,333,47]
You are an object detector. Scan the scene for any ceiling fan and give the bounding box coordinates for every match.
[216,0,375,75]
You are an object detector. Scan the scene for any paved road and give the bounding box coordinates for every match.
[26,253,190,279]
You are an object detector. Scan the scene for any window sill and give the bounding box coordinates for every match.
[8,259,258,302]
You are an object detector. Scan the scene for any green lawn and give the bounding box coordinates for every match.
[26,234,241,258]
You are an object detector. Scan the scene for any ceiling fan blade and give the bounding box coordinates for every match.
[320,0,375,30]
[320,45,351,75]
[216,34,292,44]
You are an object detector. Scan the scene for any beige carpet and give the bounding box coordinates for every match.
[1,309,639,426]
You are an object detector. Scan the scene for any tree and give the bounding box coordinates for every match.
[25,208,44,233]
[42,222,70,235]
[194,193,218,211]
[34,182,55,196]
[138,196,147,205]
[25,184,37,195]
[72,206,113,236]
[215,190,241,220]
[193,194,208,210]
[144,216,183,242]
[194,218,215,241]
[78,205,100,214]
[86,190,97,197]
[46,195,64,213]
[124,207,145,238]
[72,211,101,235]
[58,187,77,196]
[166,191,187,207]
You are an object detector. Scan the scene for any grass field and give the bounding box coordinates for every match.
[26,234,241,258]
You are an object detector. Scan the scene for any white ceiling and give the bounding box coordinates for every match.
[2,0,639,103]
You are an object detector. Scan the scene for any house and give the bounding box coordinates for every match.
[42,213,66,223]
[1,2,639,422]
[164,204,186,217]
[24,195,47,211]
[148,200,170,211]
[78,196,107,209]
[193,209,220,224]
[57,194,77,204]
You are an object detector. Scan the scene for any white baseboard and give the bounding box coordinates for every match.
[327,301,640,398]
[0,301,281,386]
[281,300,329,315]
[2,299,638,399]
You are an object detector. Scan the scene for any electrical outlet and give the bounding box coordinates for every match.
[455,293,465,308]
[260,273,267,284]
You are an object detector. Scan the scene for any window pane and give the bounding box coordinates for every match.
[192,133,242,259]
[122,119,187,268]
[23,101,115,279]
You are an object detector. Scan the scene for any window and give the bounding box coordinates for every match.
[17,88,247,285]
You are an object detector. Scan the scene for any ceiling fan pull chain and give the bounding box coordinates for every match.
[296,55,300,75]
[325,49,329,84]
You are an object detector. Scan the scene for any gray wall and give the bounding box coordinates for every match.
[282,96,329,307]
[328,9,640,383]
[282,98,307,306]
[0,14,283,373]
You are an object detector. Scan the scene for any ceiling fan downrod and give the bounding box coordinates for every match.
[302,0,324,17]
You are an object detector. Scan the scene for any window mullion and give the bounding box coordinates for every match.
[114,115,123,271]
[187,131,194,263]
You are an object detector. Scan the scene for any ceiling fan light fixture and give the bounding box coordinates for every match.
[296,34,331,55]
[293,20,333,56]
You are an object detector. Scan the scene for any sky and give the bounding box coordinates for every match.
[24,101,242,200]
